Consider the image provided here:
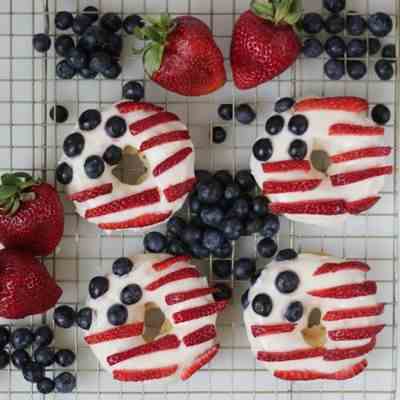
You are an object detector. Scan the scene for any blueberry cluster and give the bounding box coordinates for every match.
[53,304,93,332]
[0,325,76,394]
[302,0,395,81]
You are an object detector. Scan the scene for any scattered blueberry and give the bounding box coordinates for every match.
[252,138,273,162]
[224,183,241,201]
[0,351,9,369]
[84,155,105,179]
[79,109,101,131]
[244,217,264,235]
[107,304,128,326]
[230,197,250,219]
[197,179,223,204]
[55,349,76,367]
[234,258,256,280]
[103,145,122,165]
[235,104,256,125]
[323,0,345,13]
[253,196,269,216]
[324,59,345,80]
[213,283,232,301]
[212,260,232,279]
[368,12,393,37]
[200,206,224,227]
[63,133,84,158]
[235,170,255,192]
[55,11,74,30]
[275,270,300,293]
[76,307,92,330]
[56,60,76,80]
[55,35,75,57]
[105,116,127,138]
[257,238,278,258]
[288,139,308,160]
[54,372,76,393]
[23,362,45,383]
[288,114,308,135]
[89,276,109,299]
[34,325,54,347]
[202,229,224,251]
[382,44,396,61]
[191,241,210,258]
[223,217,243,240]
[303,38,324,58]
[241,289,249,309]
[325,36,346,58]
[66,47,88,71]
[11,328,34,350]
[265,115,285,135]
[285,301,304,322]
[102,62,122,79]
[112,257,133,276]
[260,213,280,237]
[368,37,381,55]
[33,346,56,367]
[274,97,295,113]
[167,216,186,237]
[54,305,76,329]
[371,104,391,125]
[252,293,273,316]
[83,6,99,23]
[56,162,73,184]
[212,239,233,258]
[183,224,203,244]
[0,327,10,349]
[347,38,367,58]
[189,194,202,213]
[72,14,93,35]
[346,13,366,36]
[324,14,345,34]
[33,33,51,53]
[302,13,324,34]
[276,248,298,261]
[89,51,112,73]
[11,349,30,369]
[123,14,144,34]
[101,13,122,33]
[375,59,394,80]
[218,104,233,120]
[120,284,143,306]
[37,378,55,394]
[347,60,367,80]
[50,105,69,123]
[168,238,189,256]
[212,126,227,144]
[122,80,144,101]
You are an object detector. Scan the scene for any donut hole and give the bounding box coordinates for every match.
[142,302,171,343]
[310,150,331,174]
[301,308,327,348]
[112,146,149,185]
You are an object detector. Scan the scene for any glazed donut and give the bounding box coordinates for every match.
[82,254,226,383]
[56,101,195,231]
[243,251,384,381]
[250,96,392,226]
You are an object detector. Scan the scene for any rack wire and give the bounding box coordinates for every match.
[0,0,398,398]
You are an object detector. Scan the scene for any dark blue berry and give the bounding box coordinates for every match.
[56,60,76,79]
[66,47,88,70]
[102,62,122,79]
[346,13,366,36]
[347,60,367,80]
[276,248,298,261]
[101,13,122,33]
[260,213,280,237]
[54,305,76,328]
[0,327,10,349]
[55,11,73,30]
[212,240,233,258]
[230,197,250,219]
[55,349,75,367]
[325,14,345,34]
[275,271,300,293]
[274,97,295,113]
[241,289,249,309]
[382,44,396,60]
[368,38,381,55]
[11,328,33,350]
[252,196,269,216]
[23,362,44,383]
[189,194,202,213]
[79,109,101,131]
[245,217,264,235]
[63,132,84,157]
[123,14,145,34]
[55,35,75,57]
[83,6,99,23]
[190,240,210,258]
[218,104,233,121]
[265,115,284,136]
[375,59,394,80]
[285,301,304,322]
[252,293,273,316]
[234,258,256,280]
[197,179,223,204]
[368,12,393,37]
[89,276,109,299]
[0,351,9,369]
[303,38,323,58]
[112,257,133,276]
[257,238,277,258]
[183,224,203,244]
[84,156,105,179]
[33,33,51,53]
[371,104,391,125]
[37,378,55,394]
[105,116,127,138]
[33,346,55,367]
[325,36,346,58]
[89,52,112,74]
[72,14,93,35]
[167,216,186,236]
[235,104,256,125]
[56,162,73,184]
[223,217,243,240]
[212,260,232,279]
[303,13,324,34]
[144,232,167,253]
[323,0,345,13]
[214,170,233,186]
[103,145,122,165]
[50,105,69,123]
[324,59,345,80]
[76,307,92,330]
[11,349,30,369]
[202,229,224,251]
[213,283,232,301]
[224,183,241,201]
[78,26,107,52]
[107,304,128,326]
[288,115,308,135]
[288,139,307,160]
[123,81,145,101]
[168,238,189,256]
[200,206,224,227]
[212,126,227,144]
[347,38,367,58]
[235,170,255,192]
[54,372,76,393]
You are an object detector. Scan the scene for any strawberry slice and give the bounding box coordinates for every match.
[328,324,385,341]
[183,324,217,347]
[180,344,220,380]
[330,166,392,186]
[262,160,311,173]
[323,304,385,322]
[107,334,180,366]
[346,197,380,214]
[257,347,325,362]
[68,183,113,203]
[324,338,376,361]
[270,199,346,215]
[308,281,377,299]
[251,323,296,337]
[173,301,227,324]
[85,322,144,345]
[113,364,178,382]
[329,123,384,136]
[153,147,193,177]
[140,130,190,152]
[263,179,321,194]
[332,359,368,380]
[116,101,163,114]
[313,261,370,276]
[152,255,191,271]
[85,188,160,218]
[330,146,392,163]
[129,111,179,135]
[98,211,172,230]
[165,287,216,305]
[294,97,368,113]
[164,177,197,202]
[146,267,201,291]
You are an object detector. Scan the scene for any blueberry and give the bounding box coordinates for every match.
[55,349,76,367]
[190,240,210,258]
[303,38,323,58]
[78,26,106,52]
[167,216,186,236]
[84,156,105,179]
[11,328,34,350]
[0,351,9,369]
[23,362,44,383]
[274,97,295,113]
[53,305,76,328]
[265,115,285,135]
[56,60,76,80]
[212,239,233,258]
[213,283,232,301]
[368,38,381,55]
[257,238,277,258]
[105,116,127,138]
[230,197,250,219]
[324,14,345,34]
[104,33,123,57]
[50,105,69,124]
[55,35,75,57]
[72,14,93,35]
[76,307,92,330]
[123,14,145,34]
[33,324,54,347]
[89,276,109,299]
[79,109,101,131]
[37,378,55,394]
[197,179,223,204]
[55,162,73,185]
[83,6,99,23]
[89,52,112,74]
[288,115,308,136]
[234,258,256,280]
[375,59,394,80]
[223,217,243,240]
[347,38,367,58]
[189,194,202,213]
[368,12,393,37]
[285,301,304,322]
[288,139,308,160]
[123,81,145,101]
[202,229,224,251]
[252,293,273,316]
[325,36,346,58]
[218,104,233,121]
[371,104,391,125]
[102,62,122,79]
[144,232,167,253]
[33,33,51,53]
[346,13,366,36]
[183,224,203,244]
[55,11,73,30]
[276,248,298,261]
[235,170,256,192]
[244,217,264,235]
[66,47,88,71]
[302,13,324,34]
[224,183,241,201]
[382,44,396,61]
[63,132,84,158]
[0,327,10,349]
[212,126,227,144]
[112,257,133,276]
[347,60,367,80]
[252,196,269,216]
[235,104,256,125]
[200,206,224,227]
[214,170,234,186]
[107,304,128,326]
[324,59,345,80]
[260,213,280,237]
[33,346,55,367]
[103,145,122,165]
[323,0,345,13]
[54,372,76,393]
[101,13,123,33]
[212,260,232,279]
[11,349,30,369]
[168,238,189,256]
[275,271,300,293]
[241,289,249,309]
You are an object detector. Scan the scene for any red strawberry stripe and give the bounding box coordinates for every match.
[257,347,325,362]
[270,199,346,215]
[116,101,163,114]
[331,166,392,186]
[308,281,377,299]
[323,304,385,321]
[173,301,227,324]
[68,183,113,203]
[332,359,368,380]
[164,177,197,202]
[263,179,321,194]
[329,123,384,136]
[294,97,368,113]
[251,323,296,337]
[165,287,216,305]
[98,211,172,230]
[153,147,193,177]
[262,160,311,173]
[129,112,179,136]
[330,147,392,163]
[145,267,201,291]
[346,196,380,214]
[85,322,144,345]
[140,130,190,152]
[85,188,160,218]
[324,338,376,361]
[152,255,191,272]
[180,344,220,380]
[183,324,217,347]
[107,334,180,366]
[313,261,370,276]
[328,324,385,341]
[113,364,178,382]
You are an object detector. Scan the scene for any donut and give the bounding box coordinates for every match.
[250,96,392,226]
[243,251,384,381]
[55,101,195,231]
[81,254,226,383]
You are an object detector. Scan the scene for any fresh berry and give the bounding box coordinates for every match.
[235,104,256,124]
[368,12,393,37]
[234,258,256,280]
[265,115,285,135]
[214,170,234,186]
[325,36,346,58]
[325,14,345,34]
[54,372,76,393]
[83,6,99,23]
[218,104,233,120]
[244,217,264,235]
[190,241,210,258]
[143,231,167,253]
[288,114,308,135]
[235,170,256,192]
[324,58,345,80]
[347,60,367,80]
[346,13,366,36]
[202,229,224,251]
[0,327,10,349]
[230,197,250,219]
[50,105,69,123]
[102,62,122,79]
[76,307,92,330]
[213,283,232,301]
[303,13,324,34]
[212,260,232,279]
[223,217,243,240]
[89,51,112,74]
[56,60,76,79]
[382,44,396,60]
[200,206,224,227]
[276,248,298,261]
[288,139,308,160]
[197,179,223,204]
[23,362,45,383]
[274,97,295,113]
[54,305,76,329]
[253,196,269,216]
[323,0,345,13]
[257,238,278,258]
[212,240,233,258]
[372,104,391,125]
[347,38,367,57]
[100,13,122,33]
[11,350,30,369]
[66,47,88,71]
[72,14,92,35]
[303,38,323,58]
[168,239,189,256]
[252,293,273,316]
[122,81,144,101]
[55,35,75,57]
[37,378,55,394]
[275,271,300,293]
[102,145,122,165]
[183,224,203,244]
[123,14,144,34]
[0,351,9,369]
[33,324,54,347]
[79,109,101,132]
[89,276,109,299]
[121,284,142,305]
[375,59,394,80]
[224,183,241,201]
[112,257,133,276]
[84,155,105,179]
[212,126,227,144]
[33,33,51,53]
[368,37,381,55]
[55,11,73,30]
[260,213,280,237]
[33,346,55,367]
[107,304,128,326]
[284,301,304,322]
[55,349,75,367]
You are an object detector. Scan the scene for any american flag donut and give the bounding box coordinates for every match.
[250,96,392,226]
[81,254,226,383]
[55,101,195,231]
[243,251,384,381]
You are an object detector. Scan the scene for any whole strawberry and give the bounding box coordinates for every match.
[231,0,302,90]
[0,173,64,256]
[135,15,226,96]
[0,249,62,319]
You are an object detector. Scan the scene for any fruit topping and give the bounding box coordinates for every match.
[252,293,273,317]
[285,301,304,322]
[265,115,285,135]
[120,284,142,305]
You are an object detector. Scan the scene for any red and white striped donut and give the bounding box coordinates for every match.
[243,252,384,381]
[83,254,226,383]
[250,97,392,226]
[56,101,195,231]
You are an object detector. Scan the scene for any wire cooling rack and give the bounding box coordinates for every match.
[0,0,398,398]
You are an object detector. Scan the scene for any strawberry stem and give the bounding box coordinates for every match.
[250,0,303,26]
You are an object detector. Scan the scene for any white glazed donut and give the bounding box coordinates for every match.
[56,101,195,231]
[243,251,384,381]
[250,96,392,226]
[82,254,226,383]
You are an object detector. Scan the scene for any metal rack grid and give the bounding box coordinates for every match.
[0,0,398,398]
